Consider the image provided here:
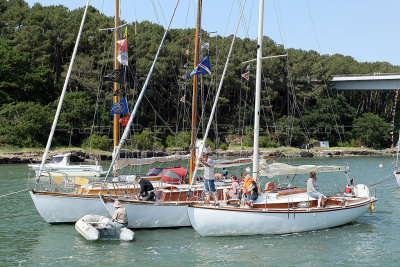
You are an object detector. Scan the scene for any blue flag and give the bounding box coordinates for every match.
[110,98,129,115]
[190,55,211,77]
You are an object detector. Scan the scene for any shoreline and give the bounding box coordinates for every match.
[0,147,396,164]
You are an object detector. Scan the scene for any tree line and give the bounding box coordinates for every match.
[1,0,400,150]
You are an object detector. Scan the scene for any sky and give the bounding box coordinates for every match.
[25,0,400,66]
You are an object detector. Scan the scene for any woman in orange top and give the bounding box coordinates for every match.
[239,174,258,201]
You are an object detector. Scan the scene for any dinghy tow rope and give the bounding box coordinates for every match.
[0,188,29,198]
[368,174,398,188]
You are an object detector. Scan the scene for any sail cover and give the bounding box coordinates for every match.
[115,154,191,169]
[259,161,349,178]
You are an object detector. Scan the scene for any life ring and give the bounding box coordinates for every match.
[265,182,275,191]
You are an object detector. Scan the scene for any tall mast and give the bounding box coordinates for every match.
[189,0,202,183]
[36,0,91,180]
[113,0,119,149]
[252,0,264,181]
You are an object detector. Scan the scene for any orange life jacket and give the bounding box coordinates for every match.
[242,177,255,194]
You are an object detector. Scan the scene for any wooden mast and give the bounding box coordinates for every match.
[113,0,119,149]
[189,0,202,183]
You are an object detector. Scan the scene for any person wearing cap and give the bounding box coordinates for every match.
[107,200,128,228]
[200,152,218,205]
[136,176,155,201]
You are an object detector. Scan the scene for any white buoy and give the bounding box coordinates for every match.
[379,162,383,168]
[245,167,251,172]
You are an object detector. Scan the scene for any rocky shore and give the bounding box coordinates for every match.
[0,147,395,164]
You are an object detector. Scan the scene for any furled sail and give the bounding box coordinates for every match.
[259,160,349,178]
[115,154,191,169]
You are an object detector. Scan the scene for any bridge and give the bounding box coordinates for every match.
[332,73,400,90]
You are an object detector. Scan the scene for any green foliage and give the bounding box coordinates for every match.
[242,126,254,147]
[131,129,163,150]
[0,39,55,105]
[0,102,51,147]
[352,113,391,147]
[219,142,228,150]
[259,136,279,148]
[1,1,400,149]
[81,134,112,151]
[275,116,307,147]
[176,132,191,149]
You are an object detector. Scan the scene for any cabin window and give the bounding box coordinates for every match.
[50,157,63,163]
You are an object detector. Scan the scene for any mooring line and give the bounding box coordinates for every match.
[368,174,395,186]
[0,188,29,198]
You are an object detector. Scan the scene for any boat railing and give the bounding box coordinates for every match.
[32,173,105,194]
[332,183,347,196]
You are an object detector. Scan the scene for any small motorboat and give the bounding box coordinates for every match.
[29,152,104,177]
[75,214,134,241]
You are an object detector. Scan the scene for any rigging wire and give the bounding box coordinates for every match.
[150,0,161,25]
[193,0,238,147]
[305,0,322,53]
[304,0,346,146]
[156,0,168,26]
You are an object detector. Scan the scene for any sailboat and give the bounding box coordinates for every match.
[29,0,184,224]
[28,152,104,177]
[99,0,253,228]
[28,0,230,225]
[187,0,377,236]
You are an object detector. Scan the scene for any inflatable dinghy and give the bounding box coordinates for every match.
[75,214,134,241]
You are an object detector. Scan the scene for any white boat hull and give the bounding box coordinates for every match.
[103,201,190,228]
[30,190,108,223]
[188,201,374,236]
[394,170,400,186]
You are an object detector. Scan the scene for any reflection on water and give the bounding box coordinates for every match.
[1,157,400,266]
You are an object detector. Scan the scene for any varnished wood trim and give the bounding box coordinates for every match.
[189,199,375,214]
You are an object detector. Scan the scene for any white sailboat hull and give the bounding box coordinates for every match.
[394,170,400,186]
[104,201,190,228]
[30,190,108,223]
[188,201,374,236]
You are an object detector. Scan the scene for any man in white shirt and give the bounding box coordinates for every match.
[200,152,218,205]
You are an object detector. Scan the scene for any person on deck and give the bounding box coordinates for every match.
[200,152,218,205]
[107,200,128,228]
[222,175,240,203]
[240,172,247,183]
[135,176,155,201]
[222,168,229,179]
[239,174,258,202]
[307,171,326,208]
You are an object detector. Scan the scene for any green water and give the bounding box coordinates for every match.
[0,157,399,266]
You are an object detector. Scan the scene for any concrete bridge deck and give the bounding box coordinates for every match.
[332,73,400,90]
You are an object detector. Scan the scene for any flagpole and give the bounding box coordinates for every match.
[189,0,202,184]
[113,0,119,152]
[189,0,247,188]
[104,0,181,179]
